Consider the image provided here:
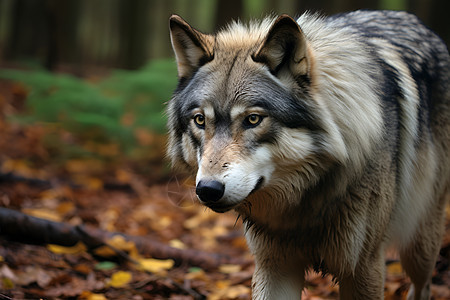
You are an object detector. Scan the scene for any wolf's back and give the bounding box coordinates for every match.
[299,10,450,245]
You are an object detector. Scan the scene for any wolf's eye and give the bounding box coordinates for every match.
[193,113,205,129]
[244,114,263,128]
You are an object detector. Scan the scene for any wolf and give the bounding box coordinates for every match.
[167,10,450,299]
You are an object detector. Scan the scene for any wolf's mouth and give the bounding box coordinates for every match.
[207,203,236,213]
[206,177,265,213]
[250,177,264,195]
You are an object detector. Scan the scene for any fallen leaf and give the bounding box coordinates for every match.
[56,201,75,216]
[137,258,174,273]
[183,210,216,229]
[1,159,38,178]
[74,263,92,275]
[2,277,14,289]
[387,261,403,277]
[219,264,242,274]
[169,239,186,249]
[22,207,62,222]
[115,169,132,184]
[87,293,107,300]
[95,261,118,271]
[108,270,132,288]
[47,241,87,255]
[209,283,251,300]
[80,291,108,300]
[94,235,138,258]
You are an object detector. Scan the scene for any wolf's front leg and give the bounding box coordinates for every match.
[338,250,386,300]
[251,257,305,300]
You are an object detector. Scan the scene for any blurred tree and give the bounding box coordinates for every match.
[0,0,448,71]
[5,0,48,66]
[45,0,80,71]
[216,0,243,29]
[118,0,151,69]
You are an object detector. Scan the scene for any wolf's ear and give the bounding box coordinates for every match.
[169,15,214,79]
[253,15,309,77]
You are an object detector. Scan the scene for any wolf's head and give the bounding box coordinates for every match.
[167,15,350,213]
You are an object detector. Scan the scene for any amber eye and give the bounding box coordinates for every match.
[194,113,205,128]
[244,114,263,128]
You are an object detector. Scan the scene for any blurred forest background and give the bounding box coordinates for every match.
[0,0,449,71]
[0,0,449,299]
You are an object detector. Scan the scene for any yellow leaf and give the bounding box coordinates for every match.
[2,277,14,289]
[80,291,107,300]
[209,284,251,300]
[47,241,87,255]
[87,293,107,300]
[109,271,132,288]
[94,246,115,257]
[169,239,186,249]
[137,258,174,273]
[386,262,403,276]
[219,264,241,274]
[215,280,231,289]
[22,208,62,222]
[183,211,215,229]
[223,285,252,299]
[159,216,172,228]
[108,235,137,253]
[94,235,139,258]
[2,159,36,178]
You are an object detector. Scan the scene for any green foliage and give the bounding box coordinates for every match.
[0,59,178,160]
[244,0,270,19]
[104,59,178,132]
[379,0,407,10]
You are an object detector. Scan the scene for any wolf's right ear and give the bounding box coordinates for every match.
[169,15,214,79]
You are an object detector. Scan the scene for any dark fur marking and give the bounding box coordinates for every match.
[226,51,242,80]
[250,88,321,132]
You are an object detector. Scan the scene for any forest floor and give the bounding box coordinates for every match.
[0,78,449,299]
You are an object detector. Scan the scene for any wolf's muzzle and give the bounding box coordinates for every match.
[196,179,225,203]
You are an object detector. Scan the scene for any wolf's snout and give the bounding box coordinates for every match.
[196,179,225,203]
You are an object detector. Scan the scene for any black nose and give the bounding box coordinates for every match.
[196,180,225,203]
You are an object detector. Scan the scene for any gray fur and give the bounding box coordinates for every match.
[168,10,450,299]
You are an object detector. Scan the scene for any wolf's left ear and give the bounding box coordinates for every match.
[169,15,214,79]
[253,15,309,77]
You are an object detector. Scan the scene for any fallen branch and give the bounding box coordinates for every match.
[0,207,248,270]
[0,172,134,192]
